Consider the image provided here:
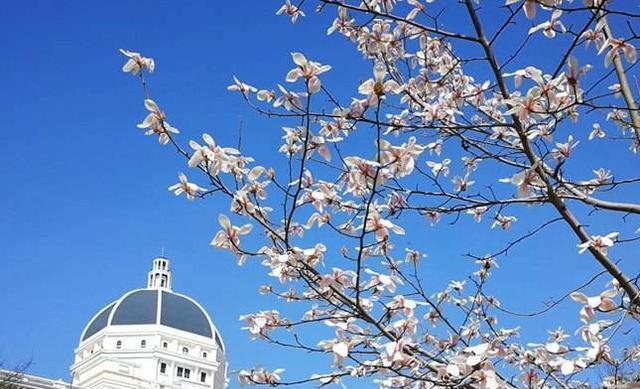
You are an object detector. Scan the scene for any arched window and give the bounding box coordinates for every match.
[182,347,189,355]
[202,351,208,358]
[141,340,146,348]
[116,340,122,349]
[162,341,168,349]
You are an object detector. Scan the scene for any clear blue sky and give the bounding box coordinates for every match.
[1,1,638,387]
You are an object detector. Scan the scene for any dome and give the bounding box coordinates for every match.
[79,257,224,350]
[73,257,228,389]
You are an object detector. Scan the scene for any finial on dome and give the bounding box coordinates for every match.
[147,256,172,291]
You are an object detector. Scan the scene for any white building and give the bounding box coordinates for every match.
[2,257,228,389]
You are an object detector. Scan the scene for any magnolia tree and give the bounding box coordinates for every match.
[119,0,640,387]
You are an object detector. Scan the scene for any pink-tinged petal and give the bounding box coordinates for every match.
[623,44,637,63]
[291,52,307,67]
[466,355,482,367]
[248,166,266,182]
[285,69,301,83]
[237,224,253,235]
[466,343,490,355]
[599,298,616,311]
[202,133,215,147]
[144,99,159,112]
[145,58,155,73]
[523,0,536,19]
[586,296,602,308]
[446,364,460,377]
[545,342,560,353]
[316,64,332,74]
[604,49,616,68]
[358,79,375,95]
[122,60,137,73]
[318,145,331,162]
[332,342,349,358]
[561,361,575,375]
[308,77,322,94]
[601,288,618,299]
[119,48,135,57]
[597,39,611,56]
[218,214,231,230]
[570,292,588,304]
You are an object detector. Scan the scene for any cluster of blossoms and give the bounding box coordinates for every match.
[119,0,640,387]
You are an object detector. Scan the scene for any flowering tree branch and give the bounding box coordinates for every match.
[118,0,640,387]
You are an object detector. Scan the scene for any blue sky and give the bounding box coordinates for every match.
[1,1,639,387]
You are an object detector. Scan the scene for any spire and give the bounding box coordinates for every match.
[147,256,172,291]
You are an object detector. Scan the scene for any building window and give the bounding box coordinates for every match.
[162,341,168,349]
[184,369,191,379]
[182,347,189,355]
[116,340,122,349]
[200,372,207,383]
[160,363,167,374]
[177,367,183,377]
[202,351,208,358]
[141,340,146,348]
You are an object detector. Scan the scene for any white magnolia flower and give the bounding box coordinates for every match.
[423,210,441,226]
[211,214,253,265]
[285,52,331,94]
[119,49,155,75]
[505,0,538,20]
[598,38,637,67]
[467,206,488,222]
[238,367,285,386]
[137,99,179,145]
[168,173,205,200]
[327,6,355,35]
[499,165,541,198]
[358,61,403,106]
[427,139,443,155]
[365,210,405,242]
[571,288,618,322]
[427,159,451,177]
[589,123,605,140]
[566,56,592,95]
[256,89,275,102]
[528,10,566,39]
[227,76,257,97]
[577,232,619,254]
[552,135,579,161]
[492,214,517,230]
[274,84,304,111]
[608,83,622,98]
[364,269,402,294]
[276,0,305,23]
[452,174,475,193]
[404,248,425,264]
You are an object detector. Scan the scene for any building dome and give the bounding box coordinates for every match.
[81,289,223,347]
[71,256,228,389]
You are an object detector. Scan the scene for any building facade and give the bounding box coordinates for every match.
[2,257,227,389]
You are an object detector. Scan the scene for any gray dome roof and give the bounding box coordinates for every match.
[81,289,218,343]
